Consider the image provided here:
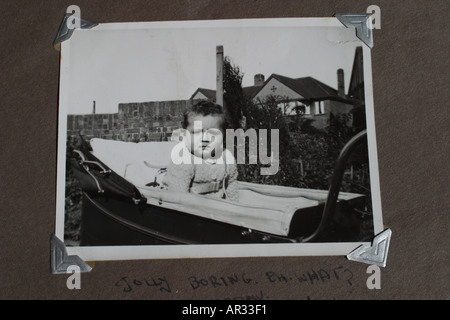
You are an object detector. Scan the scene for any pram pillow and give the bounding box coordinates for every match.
[89,138,178,186]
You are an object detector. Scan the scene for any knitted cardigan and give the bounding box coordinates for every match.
[162,145,239,201]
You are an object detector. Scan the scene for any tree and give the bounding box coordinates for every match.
[247,95,291,149]
[223,56,246,129]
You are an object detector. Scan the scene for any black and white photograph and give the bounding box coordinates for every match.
[56,18,384,261]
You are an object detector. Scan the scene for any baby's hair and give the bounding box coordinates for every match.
[183,100,225,129]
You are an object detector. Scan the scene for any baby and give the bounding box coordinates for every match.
[162,100,239,201]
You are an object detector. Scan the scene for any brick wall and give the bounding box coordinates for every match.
[67,99,197,142]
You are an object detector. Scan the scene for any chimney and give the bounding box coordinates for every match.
[254,74,265,87]
[337,69,345,97]
[216,46,224,107]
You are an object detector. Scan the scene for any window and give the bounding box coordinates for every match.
[277,101,310,116]
[304,105,311,115]
[295,102,310,115]
[314,101,325,115]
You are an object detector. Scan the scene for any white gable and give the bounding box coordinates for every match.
[253,78,303,102]
[192,91,209,100]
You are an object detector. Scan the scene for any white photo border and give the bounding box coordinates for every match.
[55,17,384,261]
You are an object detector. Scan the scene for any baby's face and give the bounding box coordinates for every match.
[185,114,224,160]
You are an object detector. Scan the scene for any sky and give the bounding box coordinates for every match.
[65,19,362,114]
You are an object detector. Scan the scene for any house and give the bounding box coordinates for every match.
[191,47,365,130]
[190,88,217,102]
[191,70,356,130]
[250,71,355,129]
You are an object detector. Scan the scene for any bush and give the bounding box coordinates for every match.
[64,135,85,245]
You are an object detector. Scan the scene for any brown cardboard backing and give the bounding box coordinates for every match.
[0,0,448,299]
